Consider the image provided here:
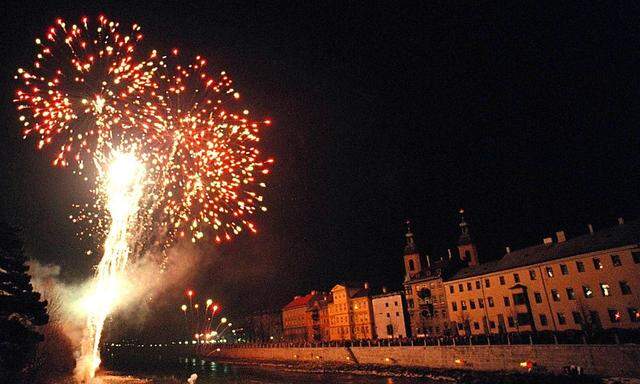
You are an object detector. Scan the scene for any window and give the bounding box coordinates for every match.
[387,313,391,318]
[503,297,510,306]
[539,314,548,326]
[620,281,631,295]
[557,312,566,325]
[458,284,464,292]
[608,309,621,323]
[534,292,542,303]
[488,297,495,307]
[485,279,490,288]
[513,293,526,305]
[385,302,389,307]
[576,261,585,272]
[396,312,399,317]
[583,285,594,298]
[546,266,554,277]
[560,264,569,275]
[572,312,582,324]
[451,302,457,311]
[566,287,576,300]
[499,276,505,285]
[449,285,454,294]
[469,300,476,309]
[478,298,485,308]
[461,300,467,310]
[633,251,640,264]
[628,308,640,323]
[508,316,515,327]
[611,255,622,267]
[489,320,496,329]
[593,258,603,270]
[513,273,520,283]
[475,280,481,289]
[529,270,536,280]
[551,289,560,302]
[395,301,398,306]
[600,283,611,297]
[408,259,415,271]
[473,321,480,330]
[517,313,531,325]
[467,282,472,291]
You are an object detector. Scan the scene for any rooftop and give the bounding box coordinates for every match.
[449,219,640,281]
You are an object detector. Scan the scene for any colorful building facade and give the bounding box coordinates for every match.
[371,290,410,338]
[328,283,375,340]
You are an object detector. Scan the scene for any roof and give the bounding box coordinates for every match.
[449,220,640,281]
[371,291,403,299]
[282,292,319,310]
[330,282,371,298]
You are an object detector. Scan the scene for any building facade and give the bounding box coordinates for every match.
[307,293,332,341]
[328,283,375,340]
[243,310,283,342]
[444,219,640,336]
[371,290,410,338]
[282,291,325,342]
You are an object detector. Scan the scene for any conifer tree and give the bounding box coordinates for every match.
[0,223,48,382]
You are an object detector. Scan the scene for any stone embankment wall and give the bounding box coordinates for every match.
[207,344,640,377]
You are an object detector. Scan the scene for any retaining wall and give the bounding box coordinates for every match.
[206,344,640,377]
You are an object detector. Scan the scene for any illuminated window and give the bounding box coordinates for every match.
[600,283,611,297]
[620,281,632,295]
[529,270,536,280]
[583,285,594,298]
[560,264,568,275]
[593,258,603,270]
[611,255,622,267]
[546,267,554,277]
[608,309,621,323]
[488,297,494,307]
[566,287,576,300]
[551,289,560,301]
[576,261,585,272]
[628,308,640,323]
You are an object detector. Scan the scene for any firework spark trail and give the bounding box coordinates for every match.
[76,150,146,381]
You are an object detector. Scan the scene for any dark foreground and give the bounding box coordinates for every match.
[101,352,608,384]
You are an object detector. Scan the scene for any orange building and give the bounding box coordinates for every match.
[282,291,326,342]
[307,293,332,341]
[328,282,375,340]
[444,219,640,335]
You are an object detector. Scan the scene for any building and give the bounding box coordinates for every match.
[328,282,375,340]
[371,289,410,338]
[444,218,640,336]
[243,310,283,342]
[307,293,332,341]
[402,219,464,337]
[282,291,325,342]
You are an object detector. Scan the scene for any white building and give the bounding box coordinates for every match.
[371,290,409,338]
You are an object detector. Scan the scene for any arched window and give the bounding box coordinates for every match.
[408,259,415,271]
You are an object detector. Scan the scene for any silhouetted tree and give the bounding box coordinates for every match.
[0,223,48,382]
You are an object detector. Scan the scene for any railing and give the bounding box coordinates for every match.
[221,328,640,348]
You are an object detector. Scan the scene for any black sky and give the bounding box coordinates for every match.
[0,1,639,338]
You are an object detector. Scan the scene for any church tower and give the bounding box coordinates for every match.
[403,220,423,281]
[457,209,479,267]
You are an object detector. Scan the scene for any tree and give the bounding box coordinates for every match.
[0,223,48,382]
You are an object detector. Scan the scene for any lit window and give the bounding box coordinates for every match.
[488,297,494,307]
[566,287,576,300]
[611,255,622,267]
[620,281,632,295]
[546,267,554,277]
[560,264,568,275]
[529,270,536,280]
[593,258,603,270]
[628,308,640,323]
[576,261,585,272]
[583,285,594,298]
[600,283,611,297]
[608,309,621,323]
[551,289,560,301]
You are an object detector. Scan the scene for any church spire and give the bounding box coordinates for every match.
[457,209,479,266]
[458,209,472,245]
[404,219,417,255]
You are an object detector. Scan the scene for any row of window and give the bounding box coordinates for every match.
[449,252,640,294]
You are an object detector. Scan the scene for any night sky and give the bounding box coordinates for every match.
[0,1,639,339]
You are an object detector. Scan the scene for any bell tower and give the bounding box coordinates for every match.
[403,220,422,281]
[457,209,479,267]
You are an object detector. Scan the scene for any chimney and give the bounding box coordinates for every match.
[543,237,553,245]
[382,286,388,294]
[364,282,369,290]
[556,231,566,243]
[618,217,625,225]
[588,224,594,234]
[426,255,431,267]
[447,248,452,259]
[505,246,511,254]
